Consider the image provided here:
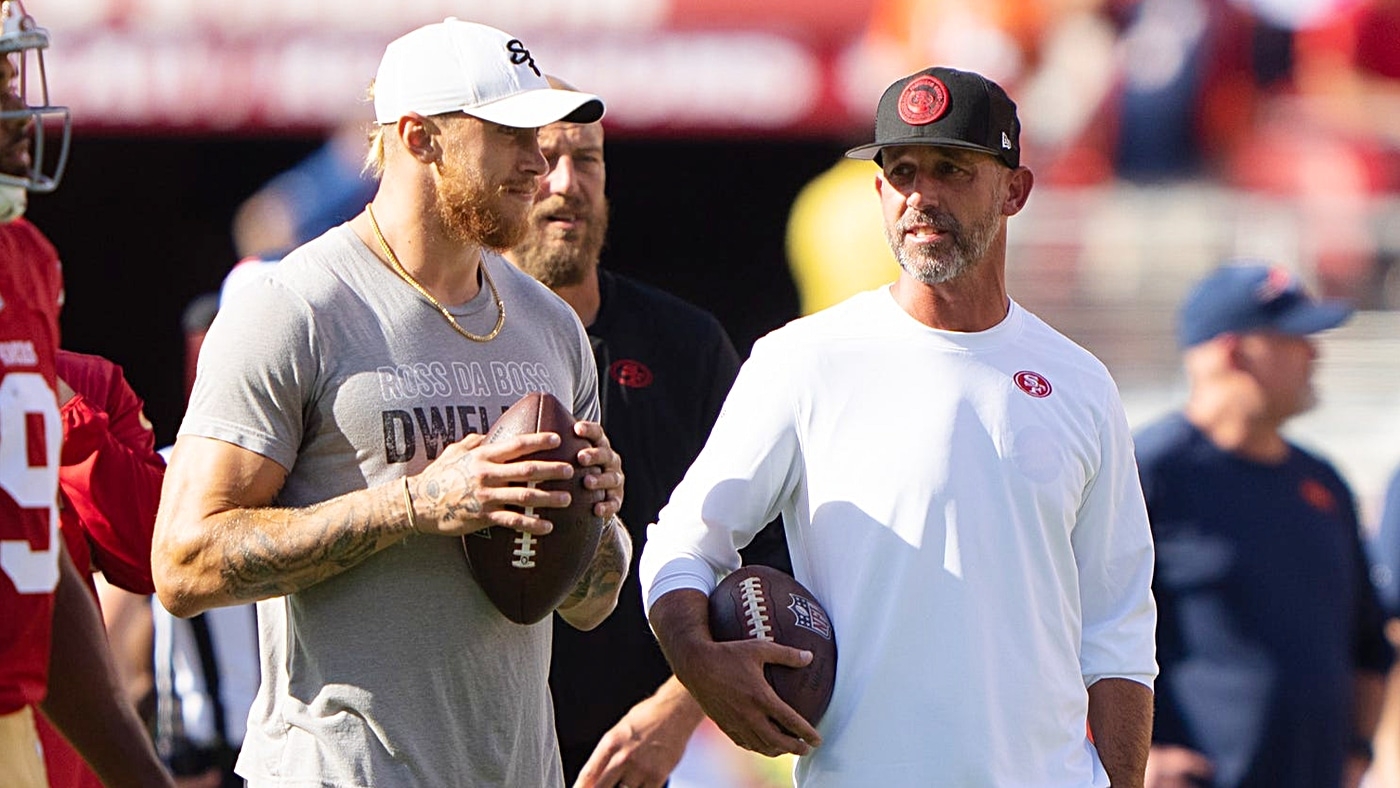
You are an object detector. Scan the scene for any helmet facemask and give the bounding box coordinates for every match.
[0,0,69,198]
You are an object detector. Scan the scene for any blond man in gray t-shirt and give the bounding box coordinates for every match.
[152,20,630,788]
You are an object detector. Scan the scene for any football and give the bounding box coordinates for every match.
[462,392,605,625]
[708,564,837,727]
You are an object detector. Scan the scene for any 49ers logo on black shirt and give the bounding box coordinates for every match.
[1013,370,1052,398]
[609,359,654,389]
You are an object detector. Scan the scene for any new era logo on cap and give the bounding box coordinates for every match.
[373,18,604,129]
[846,66,1020,168]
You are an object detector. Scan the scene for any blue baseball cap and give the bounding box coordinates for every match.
[1176,261,1353,348]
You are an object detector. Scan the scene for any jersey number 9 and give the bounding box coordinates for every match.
[0,372,62,594]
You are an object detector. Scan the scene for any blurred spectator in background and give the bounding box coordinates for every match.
[150,596,257,788]
[859,0,1049,88]
[1107,0,1262,182]
[178,293,219,404]
[1370,466,1400,625]
[1108,0,1400,302]
[91,573,154,720]
[841,0,1400,310]
[1366,464,1400,787]
[1216,0,1400,304]
[1136,261,1392,788]
[229,119,377,261]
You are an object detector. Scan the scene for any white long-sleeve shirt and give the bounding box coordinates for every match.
[640,288,1157,787]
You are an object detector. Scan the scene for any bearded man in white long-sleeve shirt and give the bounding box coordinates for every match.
[639,66,1158,788]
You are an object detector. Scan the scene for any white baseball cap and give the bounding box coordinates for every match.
[373,18,604,128]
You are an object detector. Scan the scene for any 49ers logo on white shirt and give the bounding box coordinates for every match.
[1013,370,1053,399]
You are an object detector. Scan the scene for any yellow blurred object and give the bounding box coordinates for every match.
[748,751,797,786]
[785,158,899,315]
[672,718,796,787]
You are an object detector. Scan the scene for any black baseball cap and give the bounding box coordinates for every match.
[846,66,1020,168]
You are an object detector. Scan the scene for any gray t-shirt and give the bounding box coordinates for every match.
[181,224,599,787]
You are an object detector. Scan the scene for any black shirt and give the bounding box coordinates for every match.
[550,270,790,779]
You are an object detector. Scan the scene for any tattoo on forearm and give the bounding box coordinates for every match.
[565,520,629,607]
[216,493,405,601]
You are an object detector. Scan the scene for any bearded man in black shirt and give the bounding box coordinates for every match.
[505,76,790,788]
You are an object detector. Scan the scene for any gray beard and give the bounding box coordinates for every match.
[886,204,1000,286]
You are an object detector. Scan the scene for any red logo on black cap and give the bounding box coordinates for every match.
[898,75,949,126]
[1014,371,1052,398]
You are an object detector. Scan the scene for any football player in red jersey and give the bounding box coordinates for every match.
[0,2,172,786]
[39,349,168,788]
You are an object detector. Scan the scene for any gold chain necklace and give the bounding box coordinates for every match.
[365,202,505,343]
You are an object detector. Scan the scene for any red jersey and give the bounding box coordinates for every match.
[0,218,65,715]
[41,351,167,788]
[56,349,165,594]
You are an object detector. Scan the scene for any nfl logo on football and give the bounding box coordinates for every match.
[788,594,832,640]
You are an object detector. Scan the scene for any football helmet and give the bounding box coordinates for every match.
[0,0,69,195]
